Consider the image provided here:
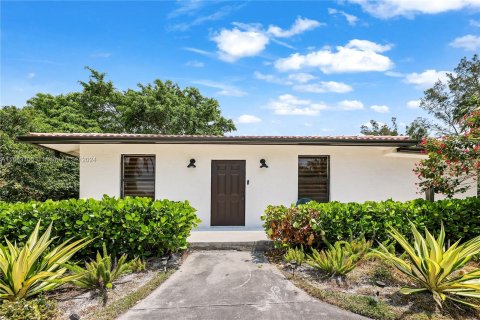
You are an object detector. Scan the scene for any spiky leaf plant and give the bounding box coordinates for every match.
[340,237,372,258]
[130,257,147,272]
[0,221,90,301]
[284,246,306,266]
[307,241,360,276]
[67,243,131,291]
[373,222,480,309]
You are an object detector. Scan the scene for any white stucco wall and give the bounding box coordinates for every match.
[79,144,477,229]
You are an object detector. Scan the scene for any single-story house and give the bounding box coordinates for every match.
[19,133,477,229]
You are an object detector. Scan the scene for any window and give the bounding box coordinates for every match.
[121,155,155,199]
[298,156,329,203]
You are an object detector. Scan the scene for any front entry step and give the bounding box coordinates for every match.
[189,240,272,251]
[187,231,273,251]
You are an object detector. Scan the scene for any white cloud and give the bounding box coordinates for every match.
[293,81,353,93]
[407,100,421,108]
[192,80,247,97]
[90,52,111,58]
[471,19,480,27]
[254,71,317,85]
[168,0,204,19]
[328,8,359,26]
[384,71,404,77]
[254,72,351,93]
[185,60,205,67]
[268,94,328,116]
[348,0,480,19]
[449,34,480,51]
[404,69,449,88]
[212,27,269,62]
[211,17,321,62]
[288,73,316,83]
[338,100,364,110]
[237,114,262,123]
[267,17,323,38]
[169,4,241,31]
[370,104,390,113]
[183,47,213,56]
[347,39,392,52]
[274,39,393,73]
[254,71,292,85]
[26,73,35,79]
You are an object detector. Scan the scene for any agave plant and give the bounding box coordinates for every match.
[373,222,480,308]
[340,237,372,258]
[307,241,360,277]
[129,257,147,273]
[0,221,90,301]
[284,246,306,266]
[67,243,131,291]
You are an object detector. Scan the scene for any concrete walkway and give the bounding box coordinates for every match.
[188,230,271,251]
[118,251,368,320]
[188,230,268,243]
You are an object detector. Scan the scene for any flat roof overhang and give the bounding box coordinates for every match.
[17,133,422,157]
[17,135,419,147]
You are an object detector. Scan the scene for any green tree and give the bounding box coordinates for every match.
[414,109,479,197]
[418,54,480,136]
[0,68,236,202]
[413,55,480,197]
[360,117,399,136]
[406,117,430,140]
[0,106,79,202]
[25,67,236,135]
[119,81,236,134]
[26,94,102,133]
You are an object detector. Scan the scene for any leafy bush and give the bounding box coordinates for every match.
[262,197,480,247]
[284,246,306,266]
[0,296,57,320]
[0,196,200,260]
[0,221,90,301]
[67,243,132,291]
[130,257,147,272]
[306,241,361,277]
[373,223,480,309]
[264,205,325,248]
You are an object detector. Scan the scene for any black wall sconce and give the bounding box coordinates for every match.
[187,159,196,168]
[260,159,268,168]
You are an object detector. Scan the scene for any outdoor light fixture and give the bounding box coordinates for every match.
[260,159,268,168]
[187,159,196,168]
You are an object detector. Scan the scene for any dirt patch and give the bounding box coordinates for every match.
[267,250,480,320]
[48,252,185,319]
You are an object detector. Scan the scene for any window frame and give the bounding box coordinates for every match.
[298,155,330,203]
[120,154,156,199]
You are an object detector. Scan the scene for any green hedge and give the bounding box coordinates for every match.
[0,196,200,260]
[261,197,480,248]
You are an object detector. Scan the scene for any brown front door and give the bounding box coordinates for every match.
[211,160,246,226]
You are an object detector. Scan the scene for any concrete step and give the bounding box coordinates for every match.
[187,230,273,251]
[189,240,272,251]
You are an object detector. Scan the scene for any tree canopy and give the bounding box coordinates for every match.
[360,117,399,136]
[419,55,480,136]
[0,68,236,202]
[412,55,480,197]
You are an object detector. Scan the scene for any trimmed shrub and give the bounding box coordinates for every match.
[0,296,57,320]
[0,196,200,260]
[262,197,480,247]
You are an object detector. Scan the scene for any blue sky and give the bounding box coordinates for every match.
[1,0,480,136]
